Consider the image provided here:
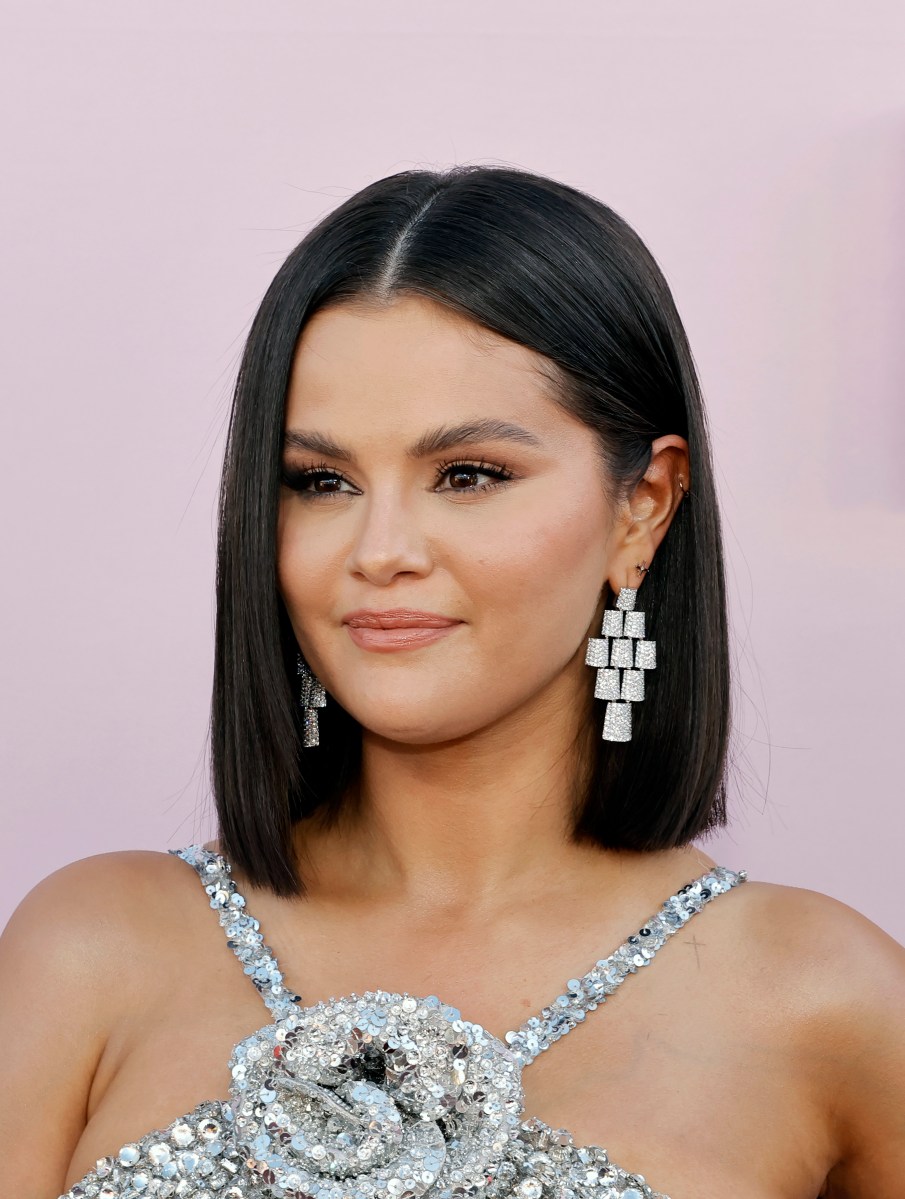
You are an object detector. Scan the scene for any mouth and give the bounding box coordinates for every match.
[342,610,463,653]
[343,609,460,629]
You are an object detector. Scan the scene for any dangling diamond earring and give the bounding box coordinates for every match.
[297,652,327,747]
[585,563,657,742]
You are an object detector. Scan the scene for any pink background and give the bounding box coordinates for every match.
[2,2,903,940]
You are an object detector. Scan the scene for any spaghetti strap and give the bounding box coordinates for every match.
[503,864,747,1065]
[172,843,746,1057]
[80,843,750,1199]
[169,843,302,1020]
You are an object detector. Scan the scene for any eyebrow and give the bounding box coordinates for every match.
[281,418,544,463]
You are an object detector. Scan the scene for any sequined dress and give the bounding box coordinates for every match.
[60,845,748,1199]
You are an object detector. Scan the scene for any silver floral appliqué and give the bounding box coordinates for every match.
[227,990,524,1199]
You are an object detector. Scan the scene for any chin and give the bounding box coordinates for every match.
[359,711,481,746]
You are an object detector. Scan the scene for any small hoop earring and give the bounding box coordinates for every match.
[584,563,657,742]
[297,652,327,747]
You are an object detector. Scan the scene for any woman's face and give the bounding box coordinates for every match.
[277,294,616,744]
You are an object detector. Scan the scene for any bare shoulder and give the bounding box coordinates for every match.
[0,847,202,1193]
[721,876,905,1014]
[731,876,905,990]
[0,847,204,1000]
[725,877,905,1193]
[4,844,194,916]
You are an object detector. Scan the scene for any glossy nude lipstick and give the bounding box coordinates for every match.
[342,608,462,653]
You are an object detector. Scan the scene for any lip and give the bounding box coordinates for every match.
[342,609,463,654]
[342,608,461,629]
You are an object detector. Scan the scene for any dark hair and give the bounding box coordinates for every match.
[211,164,732,896]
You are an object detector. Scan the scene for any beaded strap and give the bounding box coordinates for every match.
[504,865,748,1065]
[170,844,302,1020]
[63,846,747,1199]
[171,845,747,1059]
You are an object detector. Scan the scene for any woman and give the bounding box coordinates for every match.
[2,165,903,1199]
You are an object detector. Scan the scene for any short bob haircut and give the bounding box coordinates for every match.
[211,164,732,896]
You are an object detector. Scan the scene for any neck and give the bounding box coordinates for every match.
[290,667,701,916]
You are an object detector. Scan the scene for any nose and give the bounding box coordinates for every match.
[344,486,434,587]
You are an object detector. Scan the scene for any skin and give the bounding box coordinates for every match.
[1,295,904,1198]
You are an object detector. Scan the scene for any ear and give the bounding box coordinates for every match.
[606,435,690,593]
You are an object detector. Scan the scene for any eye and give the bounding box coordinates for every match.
[434,458,514,494]
[279,458,516,501]
[280,462,356,498]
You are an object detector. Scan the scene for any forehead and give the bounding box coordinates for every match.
[284,295,559,427]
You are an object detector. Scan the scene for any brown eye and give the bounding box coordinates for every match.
[281,463,356,498]
[435,459,515,494]
[447,467,482,489]
[308,474,344,494]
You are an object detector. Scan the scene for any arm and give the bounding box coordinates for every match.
[813,895,905,1198]
[0,852,145,1197]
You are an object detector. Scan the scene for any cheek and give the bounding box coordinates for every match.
[275,504,300,608]
[462,490,609,649]
[277,504,342,608]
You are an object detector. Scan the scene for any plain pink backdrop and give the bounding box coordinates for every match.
[1,1,903,941]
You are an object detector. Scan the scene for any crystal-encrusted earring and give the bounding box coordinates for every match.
[585,564,656,742]
[297,652,327,747]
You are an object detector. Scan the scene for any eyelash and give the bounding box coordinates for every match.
[280,457,515,499]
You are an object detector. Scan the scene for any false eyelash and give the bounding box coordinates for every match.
[433,457,515,491]
[280,460,353,495]
[280,457,516,498]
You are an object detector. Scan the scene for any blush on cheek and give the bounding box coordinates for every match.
[275,554,310,628]
[477,509,607,649]
[502,504,606,582]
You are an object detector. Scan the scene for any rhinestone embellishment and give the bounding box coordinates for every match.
[229,991,523,1199]
[58,846,748,1199]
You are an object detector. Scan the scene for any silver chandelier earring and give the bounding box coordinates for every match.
[585,562,656,742]
[297,652,327,747]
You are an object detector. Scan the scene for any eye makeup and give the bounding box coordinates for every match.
[280,460,351,497]
[434,457,515,493]
[280,457,516,499]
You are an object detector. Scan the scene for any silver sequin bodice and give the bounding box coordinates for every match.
[60,845,747,1199]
